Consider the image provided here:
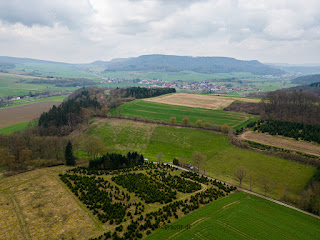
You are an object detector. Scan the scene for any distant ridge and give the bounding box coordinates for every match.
[0,56,71,65]
[0,55,285,75]
[99,54,285,75]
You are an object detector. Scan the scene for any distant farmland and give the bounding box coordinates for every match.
[146,191,320,240]
[110,100,258,129]
[144,93,260,110]
[0,101,60,129]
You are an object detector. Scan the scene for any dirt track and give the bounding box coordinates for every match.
[239,131,320,157]
[0,101,60,128]
[145,93,260,110]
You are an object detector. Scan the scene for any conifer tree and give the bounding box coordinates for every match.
[65,140,76,166]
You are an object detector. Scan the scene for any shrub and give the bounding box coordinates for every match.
[195,120,203,127]
[169,117,177,125]
[181,117,190,126]
[173,158,180,166]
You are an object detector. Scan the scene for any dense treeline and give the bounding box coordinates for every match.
[253,120,320,144]
[112,87,176,99]
[261,90,320,125]
[0,129,68,171]
[38,88,102,135]
[299,166,320,215]
[89,152,144,170]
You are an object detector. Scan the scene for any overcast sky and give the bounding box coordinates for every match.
[0,0,320,64]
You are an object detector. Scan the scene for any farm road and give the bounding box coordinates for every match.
[164,162,320,220]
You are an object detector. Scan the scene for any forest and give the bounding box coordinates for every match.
[88,152,144,170]
[113,87,176,99]
[253,120,320,143]
[260,90,320,125]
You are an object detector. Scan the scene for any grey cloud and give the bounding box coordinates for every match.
[0,0,92,29]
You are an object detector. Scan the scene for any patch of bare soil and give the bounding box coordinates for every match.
[0,101,60,128]
[144,93,260,110]
[240,131,320,157]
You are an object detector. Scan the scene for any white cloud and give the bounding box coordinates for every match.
[0,0,319,63]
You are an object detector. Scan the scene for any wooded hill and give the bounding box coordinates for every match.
[99,54,284,75]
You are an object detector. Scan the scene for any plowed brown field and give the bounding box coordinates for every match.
[0,101,60,128]
[240,131,320,157]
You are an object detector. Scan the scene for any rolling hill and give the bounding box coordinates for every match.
[98,54,285,75]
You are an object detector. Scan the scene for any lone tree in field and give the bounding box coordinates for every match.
[182,117,190,126]
[169,117,177,125]
[65,140,76,166]
[233,166,247,187]
[156,152,164,163]
[191,151,206,173]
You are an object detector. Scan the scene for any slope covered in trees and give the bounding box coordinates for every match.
[291,74,320,84]
[260,90,320,125]
[102,54,284,75]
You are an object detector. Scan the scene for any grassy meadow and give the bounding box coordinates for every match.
[146,191,320,240]
[81,118,316,201]
[0,121,33,134]
[0,94,67,109]
[110,100,258,130]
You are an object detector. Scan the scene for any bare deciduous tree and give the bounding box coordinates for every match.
[156,152,164,163]
[261,175,274,196]
[191,151,206,173]
[233,166,247,187]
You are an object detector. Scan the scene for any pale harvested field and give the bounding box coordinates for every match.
[240,131,320,157]
[0,166,104,240]
[145,93,260,110]
[0,101,60,128]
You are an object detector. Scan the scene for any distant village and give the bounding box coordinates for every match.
[102,77,255,93]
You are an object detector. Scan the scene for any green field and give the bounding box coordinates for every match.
[0,94,67,109]
[83,118,315,200]
[0,121,35,134]
[0,72,77,97]
[146,191,320,240]
[110,100,258,130]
